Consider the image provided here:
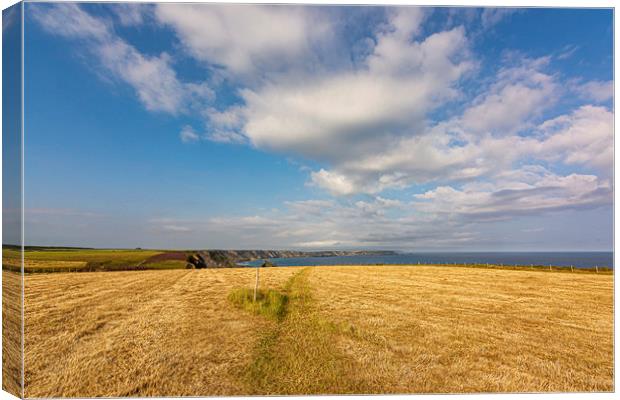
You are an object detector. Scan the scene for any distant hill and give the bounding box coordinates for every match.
[192,249,397,268]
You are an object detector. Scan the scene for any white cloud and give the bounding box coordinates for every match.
[195,12,585,197]
[179,122,247,145]
[573,80,613,103]
[31,3,213,115]
[303,53,611,196]
[156,164,611,249]
[460,56,557,135]
[179,126,200,143]
[206,130,247,144]
[203,107,247,144]
[414,168,612,221]
[307,124,491,196]
[154,4,333,76]
[113,3,150,26]
[241,72,437,159]
[3,5,19,33]
[148,218,193,233]
[310,170,360,196]
[200,196,464,249]
[97,40,212,114]
[480,8,519,30]
[386,6,426,40]
[536,105,613,172]
[27,208,103,218]
[161,225,192,233]
[307,100,613,196]
[556,44,579,60]
[228,15,471,165]
[31,3,110,40]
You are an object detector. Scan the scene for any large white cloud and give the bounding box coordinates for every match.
[203,10,472,169]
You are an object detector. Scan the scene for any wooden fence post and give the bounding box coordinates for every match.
[596,266,599,274]
[549,264,552,271]
[570,265,574,272]
[254,266,260,302]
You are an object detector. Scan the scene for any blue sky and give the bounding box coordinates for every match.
[3,4,22,246]
[19,4,613,251]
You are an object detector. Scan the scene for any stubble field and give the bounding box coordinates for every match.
[14,265,614,397]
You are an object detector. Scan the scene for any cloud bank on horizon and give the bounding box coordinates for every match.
[24,4,613,251]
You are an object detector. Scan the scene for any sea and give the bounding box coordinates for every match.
[244,252,613,269]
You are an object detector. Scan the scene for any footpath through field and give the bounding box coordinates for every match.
[244,267,371,394]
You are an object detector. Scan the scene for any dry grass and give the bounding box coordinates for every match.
[24,267,296,397]
[22,265,613,397]
[308,265,614,393]
[2,271,22,398]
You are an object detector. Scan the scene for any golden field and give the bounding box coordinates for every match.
[10,265,614,397]
[2,271,22,397]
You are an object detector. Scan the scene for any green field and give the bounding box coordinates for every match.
[2,247,176,273]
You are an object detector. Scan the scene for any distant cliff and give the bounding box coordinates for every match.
[192,249,396,268]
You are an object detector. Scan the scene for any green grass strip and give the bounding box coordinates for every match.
[228,287,289,321]
[241,267,369,395]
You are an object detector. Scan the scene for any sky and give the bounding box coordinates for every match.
[16,3,614,251]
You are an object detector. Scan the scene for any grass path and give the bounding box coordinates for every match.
[244,267,370,394]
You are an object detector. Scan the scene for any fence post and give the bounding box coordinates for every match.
[571,265,574,272]
[254,266,260,302]
[596,266,599,274]
[549,264,552,271]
